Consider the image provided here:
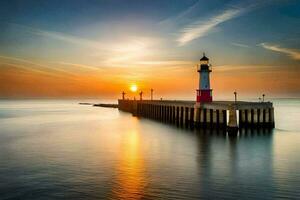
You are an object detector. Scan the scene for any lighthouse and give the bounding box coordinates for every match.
[196,53,212,103]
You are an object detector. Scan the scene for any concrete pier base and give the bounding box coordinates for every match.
[118,100,275,130]
[227,105,238,134]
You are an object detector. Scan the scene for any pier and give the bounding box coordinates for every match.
[118,100,275,129]
[118,54,275,131]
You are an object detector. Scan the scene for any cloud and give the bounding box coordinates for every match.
[134,60,193,66]
[0,62,54,76]
[260,43,300,60]
[56,62,103,71]
[176,1,270,46]
[231,42,250,48]
[177,8,242,46]
[8,23,167,68]
[0,55,47,68]
[214,65,283,72]
[159,0,202,26]
[0,55,77,77]
[10,23,160,54]
[9,23,105,50]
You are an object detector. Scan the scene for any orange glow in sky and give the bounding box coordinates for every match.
[0,0,300,99]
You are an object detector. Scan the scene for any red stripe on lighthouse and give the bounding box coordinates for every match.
[197,90,212,102]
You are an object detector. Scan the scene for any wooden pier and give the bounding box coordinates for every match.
[118,100,275,129]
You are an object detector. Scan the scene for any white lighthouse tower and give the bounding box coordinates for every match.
[196,53,212,103]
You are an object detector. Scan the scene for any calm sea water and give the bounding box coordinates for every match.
[0,99,299,200]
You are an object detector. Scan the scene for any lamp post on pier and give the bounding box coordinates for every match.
[234,91,237,103]
[151,88,153,101]
[139,91,143,101]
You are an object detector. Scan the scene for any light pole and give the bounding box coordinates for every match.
[262,94,265,102]
[234,91,237,103]
[139,91,143,101]
[151,88,153,101]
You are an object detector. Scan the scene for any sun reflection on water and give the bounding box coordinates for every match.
[111,129,147,199]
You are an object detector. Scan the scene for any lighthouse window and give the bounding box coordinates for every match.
[200,60,209,65]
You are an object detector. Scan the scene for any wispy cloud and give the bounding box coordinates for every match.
[0,55,77,77]
[231,42,250,48]
[134,60,193,66]
[176,1,269,46]
[56,62,103,71]
[159,0,201,26]
[0,55,48,69]
[11,23,159,53]
[260,43,300,60]
[10,23,167,67]
[10,23,104,50]
[215,65,284,73]
[177,8,242,46]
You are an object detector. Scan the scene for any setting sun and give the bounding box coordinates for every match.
[130,85,138,92]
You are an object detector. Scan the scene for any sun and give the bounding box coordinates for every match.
[130,84,138,92]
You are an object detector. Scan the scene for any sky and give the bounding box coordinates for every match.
[0,0,299,100]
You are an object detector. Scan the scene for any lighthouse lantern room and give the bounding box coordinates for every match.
[197,53,212,103]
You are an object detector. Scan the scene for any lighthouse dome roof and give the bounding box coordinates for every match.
[200,54,209,61]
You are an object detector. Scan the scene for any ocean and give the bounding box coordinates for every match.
[0,99,299,199]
